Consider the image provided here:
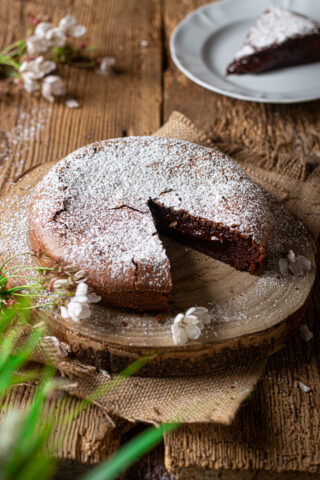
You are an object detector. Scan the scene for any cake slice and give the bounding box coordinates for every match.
[227,5,320,75]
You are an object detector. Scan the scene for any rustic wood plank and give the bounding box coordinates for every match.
[0,0,162,193]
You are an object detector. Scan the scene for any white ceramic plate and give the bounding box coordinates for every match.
[170,0,320,103]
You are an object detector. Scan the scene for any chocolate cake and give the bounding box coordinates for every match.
[227,5,320,75]
[29,137,271,311]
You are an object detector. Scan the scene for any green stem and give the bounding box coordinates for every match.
[1,266,53,281]
[20,302,55,310]
[0,252,34,275]
[6,284,41,293]
[11,293,53,298]
[0,38,26,56]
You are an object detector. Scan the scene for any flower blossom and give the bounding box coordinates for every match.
[41,75,67,102]
[26,35,50,56]
[34,22,52,39]
[26,15,85,56]
[46,27,67,47]
[19,56,56,92]
[60,282,101,323]
[58,15,86,38]
[171,307,211,345]
[279,250,311,276]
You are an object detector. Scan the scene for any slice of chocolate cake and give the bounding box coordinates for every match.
[227,5,320,75]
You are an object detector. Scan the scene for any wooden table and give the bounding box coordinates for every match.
[1,0,320,478]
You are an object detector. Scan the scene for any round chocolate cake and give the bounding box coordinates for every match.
[29,137,271,311]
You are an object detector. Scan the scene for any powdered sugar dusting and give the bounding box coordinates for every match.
[235,5,319,60]
[29,136,270,293]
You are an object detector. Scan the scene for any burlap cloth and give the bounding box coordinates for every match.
[30,112,320,426]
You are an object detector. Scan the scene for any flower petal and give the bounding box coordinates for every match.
[171,323,188,345]
[68,301,82,318]
[59,14,76,32]
[279,258,289,276]
[78,303,91,319]
[35,22,52,38]
[288,262,304,276]
[186,324,201,340]
[87,292,101,303]
[76,282,88,296]
[26,35,49,56]
[287,250,296,263]
[184,314,200,325]
[173,313,184,326]
[65,98,80,109]
[60,306,70,319]
[73,295,88,304]
[296,255,311,273]
[46,28,66,47]
[69,24,86,38]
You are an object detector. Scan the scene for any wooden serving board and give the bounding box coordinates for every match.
[0,164,316,376]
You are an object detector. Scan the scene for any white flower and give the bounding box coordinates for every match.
[46,27,66,47]
[279,250,311,277]
[65,98,80,108]
[140,40,149,47]
[171,306,210,345]
[58,15,86,38]
[41,75,67,102]
[96,56,116,75]
[60,282,101,323]
[20,72,39,92]
[19,56,56,80]
[26,35,50,56]
[19,57,56,93]
[34,22,52,38]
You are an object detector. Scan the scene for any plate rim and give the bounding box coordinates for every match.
[169,0,320,104]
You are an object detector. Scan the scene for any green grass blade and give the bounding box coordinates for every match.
[81,422,179,480]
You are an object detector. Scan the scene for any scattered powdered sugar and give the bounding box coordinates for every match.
[30,136,270,290]
[235,5,319,60]
[0,106,48,174]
